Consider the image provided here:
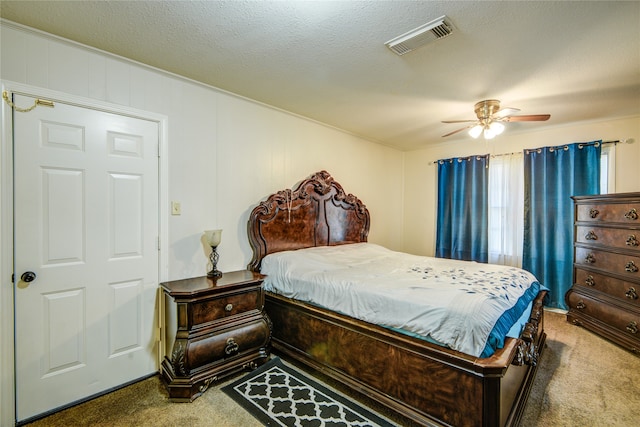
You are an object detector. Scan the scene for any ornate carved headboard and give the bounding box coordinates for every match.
[247,171,370,272]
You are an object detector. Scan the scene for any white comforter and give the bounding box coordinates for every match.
[260,243,541,357]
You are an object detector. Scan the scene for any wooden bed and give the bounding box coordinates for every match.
[247,170,546,427]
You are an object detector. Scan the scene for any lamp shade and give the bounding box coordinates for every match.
[205,229,222,247]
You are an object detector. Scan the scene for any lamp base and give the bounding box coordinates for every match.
[207,269,222,279]
[208,246,222,279]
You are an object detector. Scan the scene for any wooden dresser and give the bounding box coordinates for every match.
[566,192,640,355]
[160,270,272,401]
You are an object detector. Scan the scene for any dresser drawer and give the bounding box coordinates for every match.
[191,288,263,326]
[576,202,640,224]
[574,268,640,306]
[575,226,640,252]
[566,289,639,338]
[575,247,640,279]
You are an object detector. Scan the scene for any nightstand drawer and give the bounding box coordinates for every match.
[192,288,263,325]
[186,316,271,373]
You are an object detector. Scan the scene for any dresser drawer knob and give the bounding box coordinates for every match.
[625,208,638,220]
[224,337,240,355]
[589,208,599,218]
[626,321,638,334]
[576,301,586,310]
[585,253,596,264]
[585,275,595,287]
[625,261,638,273]
[585,230,598,241]
[627,234,639,247]
[626,287,638,300]
[225,303,233,312]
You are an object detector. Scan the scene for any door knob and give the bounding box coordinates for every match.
[21,271,36,282]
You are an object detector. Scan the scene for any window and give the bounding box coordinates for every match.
[488,153,524,267]
[487,144,614,268]
[600,144,615,193]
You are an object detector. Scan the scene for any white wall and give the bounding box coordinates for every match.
[0,21,404,275]
[0,21,404,425]
[403,116,640,257]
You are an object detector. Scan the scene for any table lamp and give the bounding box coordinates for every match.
[204,229,222,278]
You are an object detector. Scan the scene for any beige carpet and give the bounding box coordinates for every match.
[24,311,640,426]
[519,310,640,426]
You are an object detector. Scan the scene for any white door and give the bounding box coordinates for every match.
[13,94,160,422]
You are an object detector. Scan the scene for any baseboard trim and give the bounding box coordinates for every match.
[544,307,568,315]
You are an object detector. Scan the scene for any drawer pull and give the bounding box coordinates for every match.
[626,287,638,300]
[626,321,638,334]
[224,337,239,355]
[225,303,233,312]
[585,253,596,264]
[576,301,586,310]
[585,230,598,241]
[589,208,599,218]
[627,234,639,247]
[625,208,638,220]
[585,275,595,287]
[625,261,638,273]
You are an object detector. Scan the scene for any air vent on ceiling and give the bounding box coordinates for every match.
[385,16,454,56]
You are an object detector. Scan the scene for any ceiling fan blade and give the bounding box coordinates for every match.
[493,107,520,118]
[441,119,477,124]
[442,124,474,137]
[503,114,550,122]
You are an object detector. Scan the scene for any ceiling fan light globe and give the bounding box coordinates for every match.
[489,121,505,135]
[483,127,496,139]
[468,125,483,139]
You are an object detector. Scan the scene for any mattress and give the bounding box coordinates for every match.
[260,243,542,358]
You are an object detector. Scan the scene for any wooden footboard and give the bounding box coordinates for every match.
[265,290,547,427]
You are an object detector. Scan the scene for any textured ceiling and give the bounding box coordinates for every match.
[1,1,639,151]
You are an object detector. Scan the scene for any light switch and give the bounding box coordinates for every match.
[171,201,181,215]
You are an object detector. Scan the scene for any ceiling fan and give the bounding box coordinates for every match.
[442,99,550,139]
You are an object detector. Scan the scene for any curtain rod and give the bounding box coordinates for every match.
[432,140,620,164]
[524,139,619,155]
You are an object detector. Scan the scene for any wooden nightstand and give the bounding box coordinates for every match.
[160,270,271,401]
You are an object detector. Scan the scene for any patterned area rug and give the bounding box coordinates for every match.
[222,357,395,427]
